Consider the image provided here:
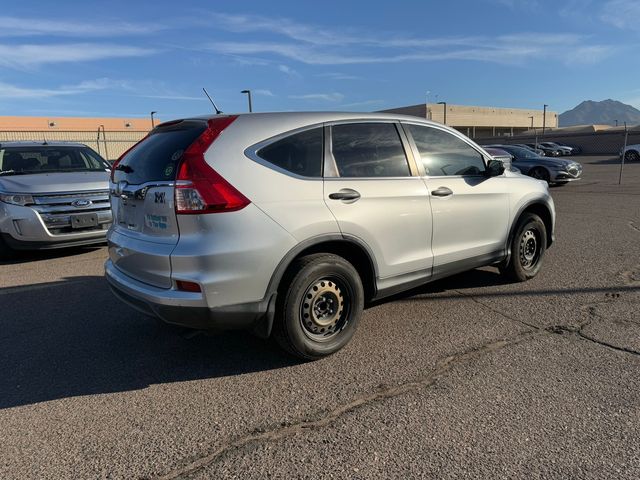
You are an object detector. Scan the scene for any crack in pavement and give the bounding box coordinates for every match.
[153,329,542,480]
[629,221,640,233]
[154,288,639,479]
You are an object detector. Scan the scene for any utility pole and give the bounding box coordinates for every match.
[241,90,253,112]
[619,122,628,185]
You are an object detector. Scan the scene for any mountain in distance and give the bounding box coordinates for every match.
[559,99,640,127]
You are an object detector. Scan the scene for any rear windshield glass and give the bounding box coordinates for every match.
[113,120,206,185]
[0,146,109,176]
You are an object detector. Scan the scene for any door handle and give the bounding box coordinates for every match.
[329,189,361,201]
[431,186,453,197]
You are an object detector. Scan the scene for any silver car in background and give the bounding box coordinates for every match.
[0,141,112,255]
[106,112,555,359]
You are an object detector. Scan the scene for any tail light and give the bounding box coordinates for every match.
[175,116,250,214]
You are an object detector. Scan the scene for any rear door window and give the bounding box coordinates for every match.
[113,120,207,185]
[331,123,410,178]
[257,127,323,177]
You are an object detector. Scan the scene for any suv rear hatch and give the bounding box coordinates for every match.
[109,116,243,288]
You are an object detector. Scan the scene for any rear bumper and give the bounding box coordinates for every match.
[105,259,274,336]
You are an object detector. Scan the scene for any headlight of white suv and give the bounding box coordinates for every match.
[0,193,35,206]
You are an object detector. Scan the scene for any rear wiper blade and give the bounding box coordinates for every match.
[116,164,134,173]
[0,170,28,176]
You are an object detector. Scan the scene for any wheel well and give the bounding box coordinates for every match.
[521,203,553,246]
[283,240,376,301]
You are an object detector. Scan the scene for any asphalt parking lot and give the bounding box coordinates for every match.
[1,155,639,479]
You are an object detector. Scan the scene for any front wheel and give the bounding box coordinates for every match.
[625,150,640,162]
[500,213,547,282]
[273,253,364,360]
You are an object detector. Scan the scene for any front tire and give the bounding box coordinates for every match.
[500,213,547,282]
[625,150,639,162]
[273,253,364,360]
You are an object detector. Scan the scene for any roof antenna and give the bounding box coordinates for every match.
[202,88,222,114]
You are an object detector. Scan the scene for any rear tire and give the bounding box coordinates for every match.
[500,213,547,282]
[273,253,364,360]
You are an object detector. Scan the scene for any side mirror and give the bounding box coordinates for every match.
[486,159,506,177]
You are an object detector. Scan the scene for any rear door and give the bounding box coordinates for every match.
[109,120,207,288]
[403,123,509,274]
[323,121,433,285]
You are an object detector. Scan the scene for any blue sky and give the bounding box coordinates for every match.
[0,0,638,120]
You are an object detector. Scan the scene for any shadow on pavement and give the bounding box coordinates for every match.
[0,245,104,266]
[0,275,295,410]
[3,270,638,410]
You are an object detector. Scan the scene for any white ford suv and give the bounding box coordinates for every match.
[105,112,555,359]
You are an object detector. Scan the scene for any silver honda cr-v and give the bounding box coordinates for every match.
[105,112,555,359]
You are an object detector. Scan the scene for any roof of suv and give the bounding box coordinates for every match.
[180,111,446,127]
[0,141,88,148]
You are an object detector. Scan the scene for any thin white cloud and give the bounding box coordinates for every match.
[600,0,640,29]
[289,93,344,102]
[253,89,275,97]
[0,78,124,98]
[318,72,360,80]
[338,99,385,108]
[0,43,158,68]
[0,16,166,37]
[206,14,614,67]
[278,64,300,77]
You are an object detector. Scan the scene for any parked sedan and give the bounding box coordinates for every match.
[0,141,112,255]
[490,145,582,185]
[512,143,546,156]
[539,142,573,156]
[526,143,561,157]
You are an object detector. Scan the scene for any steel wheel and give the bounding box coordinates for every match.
[300,276,351,341]
[519,228,541,270]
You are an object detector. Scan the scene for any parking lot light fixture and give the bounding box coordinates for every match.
[543,104,548,134]
[150,111,157,128]
[529,115,534,129]
[241,90,253,113]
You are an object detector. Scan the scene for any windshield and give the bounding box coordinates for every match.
[0,146,109,176]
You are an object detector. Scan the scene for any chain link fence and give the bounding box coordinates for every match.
[0,130,149,161]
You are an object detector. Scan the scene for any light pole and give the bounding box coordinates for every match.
[150,111,157,128]
[542,104,548,134]
[615,119,619,127]
[529,115,534,129]
[437,101,447,125]
[241,90,253,112]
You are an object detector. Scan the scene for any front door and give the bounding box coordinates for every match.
[403,123,509,274]
[323,122,433,287]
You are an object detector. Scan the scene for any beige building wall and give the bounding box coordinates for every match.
[0,116,157,160]
[380,103,558,138]
[0,116,155,131]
